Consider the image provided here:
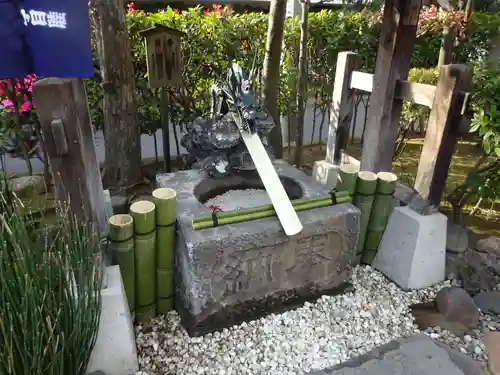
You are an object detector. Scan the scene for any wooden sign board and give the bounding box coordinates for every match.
[140,25,184,89]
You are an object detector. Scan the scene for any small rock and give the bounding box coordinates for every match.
[446,224,468,253]
[476,237,500,257]
[474,291,500,315]
[5,175,45,197]
[484,331,500,375]
[460,249,500,294]
[445,252,463,281]
[435,286,479,329]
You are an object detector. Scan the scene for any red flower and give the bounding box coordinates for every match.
[244,9,248,14]
[127,2,136,12]
[208,205,222,212]
[174,8,180,14]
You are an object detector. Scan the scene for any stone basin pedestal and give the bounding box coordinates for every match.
[156,160,360,336]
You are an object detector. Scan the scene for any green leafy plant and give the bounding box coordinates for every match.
[447,61,500,221]
[0,184,103,375]
[83,6,500,138]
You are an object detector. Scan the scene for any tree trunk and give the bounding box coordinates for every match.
[464,0,473,20]
[438,26,455,66]
[262,0,287,159]
[293,0,309,167]
[90,0,142,189]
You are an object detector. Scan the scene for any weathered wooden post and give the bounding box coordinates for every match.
[414,64,472,206]
[33,78,108,237]
[140,25,184,173]
[360,0,423,172]
[313,52,360,188]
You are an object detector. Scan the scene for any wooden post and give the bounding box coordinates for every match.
[293,0,309,167]
[160,88,172,173]
[325,52,360,165]
[91,0,142,188]
[33,78,108,236]
[414,64,472,206]
[438,26,456,66]
[360,0,422,172]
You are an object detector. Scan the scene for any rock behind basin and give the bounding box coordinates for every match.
[156,160,360,336]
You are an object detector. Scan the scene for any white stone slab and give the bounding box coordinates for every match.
[372,206,447,290]
[103,189,113,219]
[313,155,360,191]
[86,266,138,375]
[312,160,339,190]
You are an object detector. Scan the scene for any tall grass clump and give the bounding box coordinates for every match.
[0,179,103,375]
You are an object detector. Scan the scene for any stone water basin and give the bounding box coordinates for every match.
[156,160,360,336]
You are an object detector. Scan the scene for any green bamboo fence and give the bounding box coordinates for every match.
[152,188,177,314]
[335,163,358,195]
[362,172,398,264]
[108,214,135,315]
[130,200,157,322]
[353,171,378,263]
[192,192,352,230]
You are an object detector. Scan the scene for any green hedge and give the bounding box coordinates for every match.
[86,7,500,134]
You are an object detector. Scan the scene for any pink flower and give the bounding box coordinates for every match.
[1,98,14,110]
[0,75,37,113]
[21,101,32,112]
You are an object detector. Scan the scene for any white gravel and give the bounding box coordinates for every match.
[136,266,450,375]
[205,189,271,211]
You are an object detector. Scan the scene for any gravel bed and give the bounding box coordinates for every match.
[205,189,271,211]
[421,311,500,362]
[136,266,450,375]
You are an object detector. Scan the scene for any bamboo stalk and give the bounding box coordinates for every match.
[130,200,156,323]
[193,192,351,226]
[156,269,174,296]
[363,172,398,264]
[336,163,359,195]
[108,214,135,314]
[152,188,177,314]
[192,195,352,230]
[353,171,378,262]
[193,195,327,224]
[194,195,348,229]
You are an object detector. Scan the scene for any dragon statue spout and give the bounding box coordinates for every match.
[180,59,276,178]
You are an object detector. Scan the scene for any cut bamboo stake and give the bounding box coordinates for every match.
[335,163,358,195]
[152,188,177,314]
[363,172,398,264]
[192,193,352,230]
[130,200,156,322]
[108,214,135,314]
[353,171,378,263]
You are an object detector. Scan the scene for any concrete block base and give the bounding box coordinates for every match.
[86,266,138,375]
[372,206,447,290]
